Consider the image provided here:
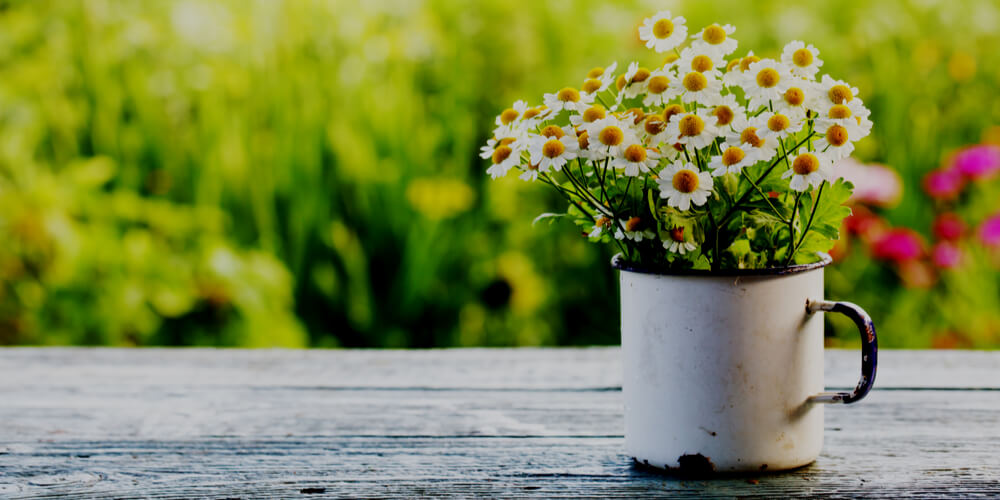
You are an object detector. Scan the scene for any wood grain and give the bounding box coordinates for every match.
[1,348,997,498]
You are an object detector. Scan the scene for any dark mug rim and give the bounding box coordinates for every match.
[612,252,833,277]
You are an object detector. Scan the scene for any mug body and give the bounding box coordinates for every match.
[619,265,825,473]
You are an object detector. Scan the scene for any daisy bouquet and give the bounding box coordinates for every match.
[483,12,874,271]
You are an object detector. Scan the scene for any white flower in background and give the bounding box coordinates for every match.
[612,143,661,176]
[588,212,615,238]
[813,74,859,110]
[665,110,719,150]
[782,151,834,191]
[708,142,760,177]
[638,11,688,53]
[663,226,697,254]
[756,110,805,143]
[528,130,580,172]
[775,80,816,120]
[642,68,680,107]
[618,62,655,102]
[690,24,738,58]
[543,86,594,114]
[581,62,618,98]
[584,116,637,160]
[570,103,608,127]
[743,59,793,109]
[672,69,724,106]
[494,100,529,129]
[781,41,823,80]
[707,94,745,130]
[657,160,715,210]
[616,216,656,242]
[677,46,726,80]
[722,51,759,88]
[485,138,523,179]
[726,114,779,163]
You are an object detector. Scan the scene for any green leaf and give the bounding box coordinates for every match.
[793,179,854,261]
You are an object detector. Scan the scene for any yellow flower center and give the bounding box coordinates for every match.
[499,137,517,147]
[792,48,814,67]
[826,125,849,146]
[523,107,542,120]
[542,139,565,159]
[587,67,605,79]
[647,75,670,94]
[644,115,666,135]
[678,114,705,137]
[740,127,764,148]
[615,74,627,91]
[631,68,651,83]
[828,104,852,119]
[767,114,791,132]
[626,216,643,231]
[784,87,805,106]
[624,144,647,163]
[625,108,645,125]
[557,87,581,102]
[756,68,780,88]
[740,55,761,72]
[722,146,745,166]
[663,103,686,123]
[653,18,675,39]
[683,72,708,92]
[582,105,606,123]
[598,126,625,146]
[596,216,611,227]
[713,105,735,126]
[541,125,565,138]
[663,53,680,65]
[500,108,519,125]
[578,131,590,150]
[672,169,700,193]
[691,55,714,73]
[492,145,513,164]
[792,154,820,174]
[726,58,741,72]
[582,78,602,94]
[702,24,727,45]
[669,226,686,242]
[828,84,853,104]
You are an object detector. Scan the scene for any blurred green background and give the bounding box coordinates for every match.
[1,0,999,348]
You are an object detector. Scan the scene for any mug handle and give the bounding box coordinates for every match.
[806,299,878,404]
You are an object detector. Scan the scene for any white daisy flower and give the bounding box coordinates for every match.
[617,62,655,102]
[708,142,760,177]
[494,100,529,129]
[774,80,816,121]
[782,151,834,191]
[743,59,794,110]
[780,41,824,80]
[813,125,856,160]
[672,69,724,106]
[813,74,859,110]
[529,132,579,172]
[707,94,746,130]
[638,11,688,53]
[665,110,719,150]
[518,163,541,182]
[726,114,779,163]
[677,46,726,80]
[616,216,656,242]
[542,86,594,114]
[722,51,759,88]
[612,143,661,177]
[584,116,637,160]
[570,103,609,127]
[641,68,680,107]
[588,213,615,238]
[657,160,715,211]
[690,24,738,58]
[663,226,698,255]
[814,97,871,138]
[486,139,523,179]
[581,62,618,98]
[756,110,805,143]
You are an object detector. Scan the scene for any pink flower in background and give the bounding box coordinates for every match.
[952,145,1000,180]
[979,214,1000,247]
[931,241,963,269]
[931,213,965,241]
[922,168,965,200]
[871,228,924,262]
[834,157,902,207]
[843,205,885,240]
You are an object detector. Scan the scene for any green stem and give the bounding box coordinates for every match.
[718,133,816,226]
[786,191,803,263]
[786,181,826,265]
[740,169,787,222]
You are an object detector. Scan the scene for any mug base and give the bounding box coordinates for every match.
[631,455,817,478]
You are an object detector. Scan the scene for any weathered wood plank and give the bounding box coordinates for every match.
[1,347,998,390]
[1,348,998,498]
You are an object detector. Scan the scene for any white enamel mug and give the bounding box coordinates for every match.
[616,255,877,475]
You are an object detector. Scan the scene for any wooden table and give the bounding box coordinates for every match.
[0,348,998,498]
